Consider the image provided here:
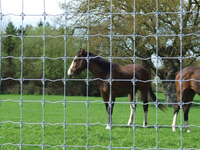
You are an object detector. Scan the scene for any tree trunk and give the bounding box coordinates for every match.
[159,64,178,107]
[137,90,152,102]
[162,81,177,107]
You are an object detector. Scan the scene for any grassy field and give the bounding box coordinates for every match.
[0,94,200,150]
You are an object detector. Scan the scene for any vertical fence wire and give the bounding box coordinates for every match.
[42,0,46,149]
[179,0,184,149]
[109,0,113,149]
[132,0,136,149]
[86,0,90,149]
[19,0,24,149]
[63,0,67,149]
[155,0,159,149]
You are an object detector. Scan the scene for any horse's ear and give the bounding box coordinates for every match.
[82,49,85,54]
[80,49,86,56]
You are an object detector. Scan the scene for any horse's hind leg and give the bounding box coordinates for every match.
[172,104,180,132]
[172,86,183,132]
[183,103,192,133]
[183,89,195,133]
[143,101,148,127]
[140,85,148,127]
[101,92,111,129]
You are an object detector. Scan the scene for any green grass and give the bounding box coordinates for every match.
[0,94,200,150]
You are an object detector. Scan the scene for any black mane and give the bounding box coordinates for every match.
[77,49,119,71]
[89,53,119,71]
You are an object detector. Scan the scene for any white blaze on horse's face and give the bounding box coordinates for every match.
[68,56,84,77]
[67,56,77,77]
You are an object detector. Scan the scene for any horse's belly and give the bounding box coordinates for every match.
[98,81,133,95]
[115,82,133,95]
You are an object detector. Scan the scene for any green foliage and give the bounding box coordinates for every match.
[1,21,100,96]
[2,21,21,56]
[1,22,21,92]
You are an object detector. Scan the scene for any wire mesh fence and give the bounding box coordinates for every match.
[0,0,200,149]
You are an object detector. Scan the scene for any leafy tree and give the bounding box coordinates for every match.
[2,21,21,77]
[1,21,21,93]
[61,0,200,105]
[3,21,19,56]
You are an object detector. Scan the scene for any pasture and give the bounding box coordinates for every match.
[0,94,200,150]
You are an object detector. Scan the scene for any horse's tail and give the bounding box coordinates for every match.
[148,84,166,112]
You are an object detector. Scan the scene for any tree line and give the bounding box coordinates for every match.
[1,21,100,96]
[1,0,200,105]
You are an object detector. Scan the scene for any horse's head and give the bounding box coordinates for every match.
[67,49,87,78]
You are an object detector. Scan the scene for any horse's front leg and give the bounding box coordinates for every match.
[142,94,148,127]
[128,105,134,125]
[127,93,136,125]
[140,87,148,127]
[105,102,111,129]
[105,94,116,130]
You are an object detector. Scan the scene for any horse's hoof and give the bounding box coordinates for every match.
[187,130,191,133]
[106,125,111,130]
[127,120,132,125]
[143,121,147,127]
[172,128,176,132]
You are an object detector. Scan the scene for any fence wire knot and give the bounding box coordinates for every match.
[154,100,160,108]
[19,121,24,128]
[0,13,4,20]
[18,142,23,149]
[154,123,160,131]
[42,12,47,20]
[41,121,46,129]
[20,12,25,20]
[108,100,113,108]
[62,121,67,129]
[64,12,68,19]
[131,101,137,108]
[131,77,137,85]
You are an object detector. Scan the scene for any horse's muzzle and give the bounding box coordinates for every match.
[68,74,75,78]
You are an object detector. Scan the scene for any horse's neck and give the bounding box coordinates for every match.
[88,60,110,79]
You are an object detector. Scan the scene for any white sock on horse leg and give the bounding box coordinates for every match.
[185,120,191,133]
[172,112,177,132]
[128,105,134,125]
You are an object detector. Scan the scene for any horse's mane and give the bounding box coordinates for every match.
[78,50,119,70]
[89,53,119,71]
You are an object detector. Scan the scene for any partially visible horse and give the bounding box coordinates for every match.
[172,66,200,133]
[68,49,166,129]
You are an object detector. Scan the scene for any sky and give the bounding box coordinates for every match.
[0,0,69,27]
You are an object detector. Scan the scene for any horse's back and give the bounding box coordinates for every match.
[176,66,200,80]
[176,66,200,95]
[119,64,149,80]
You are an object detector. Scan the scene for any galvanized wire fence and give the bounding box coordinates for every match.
[0,0,200,149]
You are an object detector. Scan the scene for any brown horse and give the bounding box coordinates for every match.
[68,49,165,129]
[172,66,200,133]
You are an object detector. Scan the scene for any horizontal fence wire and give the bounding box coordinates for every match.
[0,0,200,149]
